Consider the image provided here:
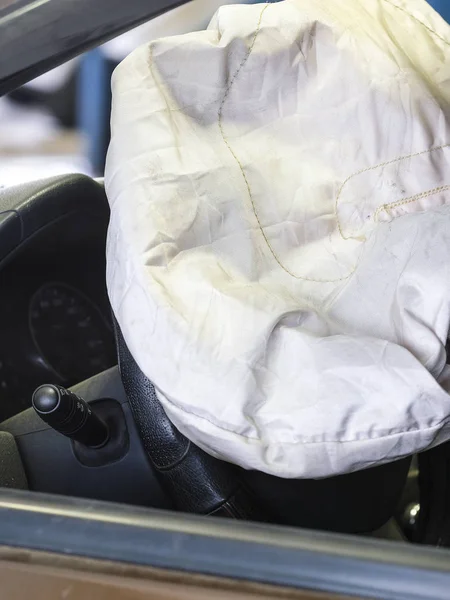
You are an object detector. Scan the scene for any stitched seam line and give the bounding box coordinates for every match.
[148,45,169,114]
[383,0,450,49]
[217,4,450,282]
[335,144,450,240]
[335,0,450,239]
[375,184,450,220]
[148,0,450,284]
[217,4,353,284]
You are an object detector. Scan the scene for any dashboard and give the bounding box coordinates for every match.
[0,176,116,420]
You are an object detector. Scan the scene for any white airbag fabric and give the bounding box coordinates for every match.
[106,0,450,478]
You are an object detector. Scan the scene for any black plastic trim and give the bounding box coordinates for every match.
[0,174,109,269]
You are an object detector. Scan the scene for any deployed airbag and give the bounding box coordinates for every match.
[106,0,450,478]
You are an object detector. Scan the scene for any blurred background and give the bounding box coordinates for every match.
[0,0,448,189]
[0,0,259,187]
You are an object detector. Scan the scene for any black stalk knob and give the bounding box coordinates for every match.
[32,384,109,448]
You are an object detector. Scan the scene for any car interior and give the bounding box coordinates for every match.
[0,172,440,542]
[2,9,450,598]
